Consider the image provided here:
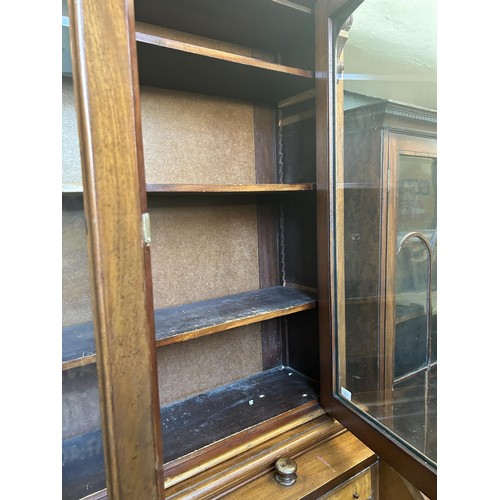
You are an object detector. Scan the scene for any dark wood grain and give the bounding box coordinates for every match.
[62,367,318,499]
[153,286,317,346]
[276,61,318,382]
[134,0,314,56]
[315,0,338,411]
[282,195,319,380]
[280,100,317,184]
[257,204,283,369]
[253,104,278,186]
[254,103,282,369]
[62,287,317,369]
[160,367,318,463]
[282,194,318,288]
[136,23,312,78]
[62,13,313,103]
[287,308,320,382]
[136,39,313,104]
[343,99,437,137]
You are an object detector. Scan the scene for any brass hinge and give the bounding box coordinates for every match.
[142,212,151,246]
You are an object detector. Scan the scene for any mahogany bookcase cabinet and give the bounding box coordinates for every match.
[62,0,436,498]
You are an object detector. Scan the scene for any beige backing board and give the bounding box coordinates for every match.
[63,325,263,438]
[62,77,83,190]
[141,86,256,184]
[156,325,263,408]
[63,79,258,187]
[149,200,260,308]
[62,72,265,438]
[62,203,93,326]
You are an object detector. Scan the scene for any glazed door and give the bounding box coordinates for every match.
[384,134,437,462]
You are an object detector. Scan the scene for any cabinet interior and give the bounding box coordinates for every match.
[62,2,321,497]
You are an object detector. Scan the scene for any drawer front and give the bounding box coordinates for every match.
[319,464,377,500]
[216,428,377,500]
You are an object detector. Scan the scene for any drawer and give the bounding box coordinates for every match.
[319,464,377,500]
[223,429,377,499]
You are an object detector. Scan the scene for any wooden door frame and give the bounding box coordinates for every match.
[315,0,437,497]
[67,0,164,497]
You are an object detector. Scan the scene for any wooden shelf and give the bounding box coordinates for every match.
[136,22,311,78]
[63,183,315,196]
[62,366,319,499]
[146,183,315,193]
[62,286,317,370]
[134,0,314,54]
[135,24,313,103]
[62,15,313,102]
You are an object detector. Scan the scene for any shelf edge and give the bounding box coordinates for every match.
[135,22,313,79]
[63,287,317,370]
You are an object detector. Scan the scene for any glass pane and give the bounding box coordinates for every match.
[397,156,437,235]
[395,156,436,378]
[62,1,107,496]
[337,0,437,466]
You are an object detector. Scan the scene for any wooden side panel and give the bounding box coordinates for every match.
[379,461,429,500]
[283,194,318,288]
[315,0,339,409]
[287,309,320,381]
[281,109,316,184]
[67,0,163,497]
[254,103,283,369]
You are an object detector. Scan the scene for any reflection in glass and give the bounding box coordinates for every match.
[392,156,437,461]
[336,0,437,466]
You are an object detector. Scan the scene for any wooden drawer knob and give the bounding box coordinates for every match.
[275,457,298,486]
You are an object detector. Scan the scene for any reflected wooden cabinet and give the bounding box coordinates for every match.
[342,100,437,461]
